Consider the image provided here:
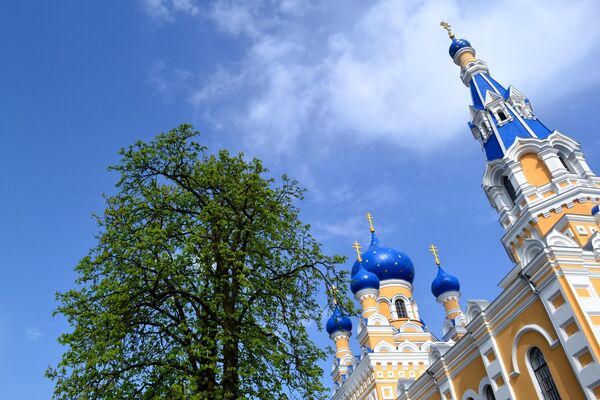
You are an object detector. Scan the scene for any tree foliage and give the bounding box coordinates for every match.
[47,125,351,400]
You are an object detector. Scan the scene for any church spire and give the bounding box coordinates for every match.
[441,22,553,161]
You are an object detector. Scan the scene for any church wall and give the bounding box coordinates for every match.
[493,297,585,398]
[531,200,594,238]
[447,348,487,398]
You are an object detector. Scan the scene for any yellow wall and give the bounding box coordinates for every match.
[444,299,461,319]
[532,200,594,237]
[494,298,584,399]
[361,296,378,318]
[450,349,487,397]
[520,153,552,187]
[379,285,411,299]
[377,301,392,320]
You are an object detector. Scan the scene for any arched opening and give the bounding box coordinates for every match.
[502,175,517,205]
[395,299,407,319]
[497,110,508,122]
[484,385,496,400]
[529,347,561,400]
[558,154,577,175]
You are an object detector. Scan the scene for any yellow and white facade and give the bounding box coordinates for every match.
[326,24,600,400]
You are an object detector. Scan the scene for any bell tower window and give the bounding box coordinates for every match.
[395,299,408,318]
[558,155,577,175]
[502,176,517,205]
[530,347,561,400]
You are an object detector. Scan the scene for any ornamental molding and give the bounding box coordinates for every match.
[509,324,559,377]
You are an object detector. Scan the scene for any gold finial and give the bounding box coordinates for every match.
[353,241,363,263]
[366,212,375,233]
[429,244,441,266]
[440,21,455,39]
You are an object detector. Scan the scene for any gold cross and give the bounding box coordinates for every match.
[331,285,338,305]
[440,21,455,39]
[366,212,375,232]
[429,244,441,266]
[353,241,363,263]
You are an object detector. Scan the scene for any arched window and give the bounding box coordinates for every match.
[530,347,561,400]
[558,155,577,175]
[497,110,508,122]
[502,175,517,204]
[395,299,407,318]
[484,385,496,400]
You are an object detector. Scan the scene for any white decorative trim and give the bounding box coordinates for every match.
[355,288,379,301]
[397,340,420,353]
[545,229,579,247]
[477,377,493,399]
[510,324,559,377]
[373,340,397,353]
[461,389,479,400]
[518,238,545,267]
[367,313,390,327]
[330,331,352,340]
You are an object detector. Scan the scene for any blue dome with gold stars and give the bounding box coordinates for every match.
[431,265,460,298]
[326,306,353,335]
[449,38,472,59]
[351,232,415,283]
[350,262,380,294]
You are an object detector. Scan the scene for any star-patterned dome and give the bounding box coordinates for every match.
[351,231,415,283]
[326,306,353,335]
[449,37,472,59]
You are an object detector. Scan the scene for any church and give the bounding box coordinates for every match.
[325,23,600,400]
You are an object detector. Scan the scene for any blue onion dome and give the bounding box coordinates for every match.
[326,306,353,335]
[351,231,381,276]
[449,38,472,59]
[350,262,380,294]
[358,231,415,283]
[431,265,461,298]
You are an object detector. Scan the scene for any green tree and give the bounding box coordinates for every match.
[47,125,351,400]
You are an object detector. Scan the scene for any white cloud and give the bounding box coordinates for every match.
[142,0,200,24]
[26,327,42,341]
[148,60,193,103]
[188,0,600,154]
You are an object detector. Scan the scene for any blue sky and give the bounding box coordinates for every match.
[2,0,600,397]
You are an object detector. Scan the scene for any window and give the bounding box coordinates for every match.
[558,155,577,175]
[497,110,508,121]
[395,299,407,318]
[530,347,561,400]
[502,175,517,204]
[484,385,496,400]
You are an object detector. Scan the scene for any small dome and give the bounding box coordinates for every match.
[592,204,599,216]
[326,306,353,335]
[350,262,380,294]
[449,38,472,59]
[351,232,415,283]
[431,265,460,298]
